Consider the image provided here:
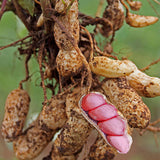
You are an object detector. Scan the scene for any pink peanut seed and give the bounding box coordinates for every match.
[80,92,132,154]
[81,93,106,111]
[88,104,118,121]
[107,134,132,154]
[98,116,126,136]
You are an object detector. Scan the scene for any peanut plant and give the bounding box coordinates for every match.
[0,0,160,160]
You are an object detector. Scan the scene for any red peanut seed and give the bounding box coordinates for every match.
[88,104,118,121]
[98,116,126,136]
[107,133,132,154]
[81,92,106,111]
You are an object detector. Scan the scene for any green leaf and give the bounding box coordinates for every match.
[18,0,35,16]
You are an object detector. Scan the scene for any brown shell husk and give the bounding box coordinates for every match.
[51,88,91,156]
[39,94,67,130]
[1,88,30,142]
[101,0,124,37]
[128,1,142,11]
[126,13,159,28]
[13,119,55,160]
[127,68,160,97]
[77,129,98,160]
[54,0,83,77]
[89,57,136,78]
[84,134,117,160]
[51,138,76,160]
[54,0,79,51]
[102,77,151,128]
[56,49,83,77]
[13,93,68,160]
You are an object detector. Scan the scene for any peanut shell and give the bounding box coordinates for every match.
[54,0,79,51]
[127,1,142,11]
[89,56,135,78]
[13,121,55,160]
[85,135,117,160]
[127,68,160,97]
[39,95,67,130]
[56,49,83,77]
[1,88,30,142]
[126,13,158,27]
[101,0,124,37]
[51,88,91,156]
[51,137,76,160]
[102,77,151,128]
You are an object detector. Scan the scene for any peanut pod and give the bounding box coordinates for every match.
[101,0,124,37]
[13,119,55,160]
[54,0,83,77]
[54,116,90,156]
[54,0,79,51]
[56,49,83,77]
[127,68,160,97]
[39,95,67,130]
[79,92,132,154]
[127,0,142,11]
[102,77,151,128]
[13,93,67,160]
[89,56,136,78]
[1,88,30,142]
[51,89,91,156]
[77,129,98,160]
[51,138,76,160]
[126,13,158,27]
[85,135,117,160]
